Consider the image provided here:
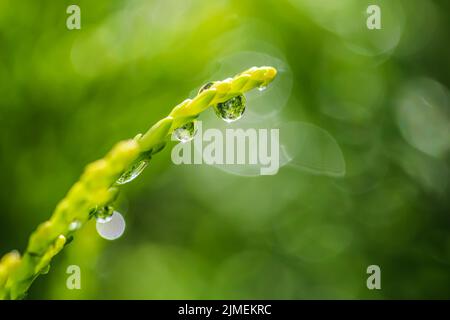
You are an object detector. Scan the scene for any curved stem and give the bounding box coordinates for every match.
[0,66,277,300]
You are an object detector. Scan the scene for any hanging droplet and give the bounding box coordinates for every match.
[258,84,267,92]
[68,219,82,231]
[172,120,198,143]
[198,82,214,94]
[96,211,126,240]
[150,142,166,155]
[133,133,143,141]
[64,235,74,247]
[94,205,114,223]
[40,265,51,275]
[115,157,150,185]
[214,94,246,123]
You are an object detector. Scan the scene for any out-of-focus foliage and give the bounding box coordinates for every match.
[0,0,449,299]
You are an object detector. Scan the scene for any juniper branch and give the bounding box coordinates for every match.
[0,66,277,300]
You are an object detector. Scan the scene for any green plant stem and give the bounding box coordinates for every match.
[0,66,277,300]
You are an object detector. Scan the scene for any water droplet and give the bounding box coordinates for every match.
[40,265,51,274]
[115,158,149,185]
[64,235,74,247]
[214,94,246,123]
[258,85,267,92]
[198,82,214,94]
[94,205,114,223]
[69,219,82,231]
[172,120,198,143]
[96,211,126,240]
[133,133,143,141]
[150,142,166,155]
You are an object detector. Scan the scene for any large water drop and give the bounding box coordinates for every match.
[96,211,126,240]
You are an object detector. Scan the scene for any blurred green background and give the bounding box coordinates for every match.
[0,0,449,299]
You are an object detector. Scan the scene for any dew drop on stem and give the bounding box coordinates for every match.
[258,85,267,91]
[198,81,214,94]
[96,211,126,240]
[115,155,151,185]
[94,205,114,223]
[173,120,198,143]
[214,94,246,123]
[68,219,82,231]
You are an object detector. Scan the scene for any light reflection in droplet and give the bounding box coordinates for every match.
[96,211,126,240]
[68,219,82,231]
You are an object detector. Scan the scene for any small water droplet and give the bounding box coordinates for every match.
[172,120,198,143]
[133,133,143,141]
[94,205,114,223]
[150,142,166,155]
[96,211,126,240]
[64,235,74,247]
[69,219,82,231]
[115,158,149,185]
[214,94,246,123]
[198,82,214,94]
[258,85,267,92]
[40,265,51,274]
